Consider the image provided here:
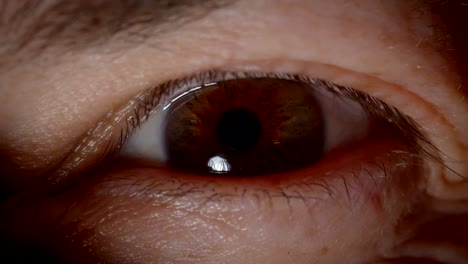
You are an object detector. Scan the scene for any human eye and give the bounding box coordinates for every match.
[1,1,467,264]
[96,70,428,195]
[59,70,425,201]
[119,72,383,175]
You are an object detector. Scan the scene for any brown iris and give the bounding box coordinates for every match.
[164,78,325,176]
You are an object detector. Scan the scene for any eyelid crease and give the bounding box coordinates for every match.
[46,70,446,191]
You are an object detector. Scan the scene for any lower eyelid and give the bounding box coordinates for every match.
[73,135,422,218]
[50,135,425,263]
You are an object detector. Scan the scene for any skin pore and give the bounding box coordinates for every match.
[0,0,467,263]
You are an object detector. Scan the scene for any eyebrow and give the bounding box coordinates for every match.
[1,0,233,58]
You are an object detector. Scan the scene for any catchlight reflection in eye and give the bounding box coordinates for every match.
[207,155,231,173]
[120,76,371,177]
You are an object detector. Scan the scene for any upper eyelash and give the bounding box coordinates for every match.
[118,70,443,163]
[127,71,468,180]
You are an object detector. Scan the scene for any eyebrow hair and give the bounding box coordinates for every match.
[0,0,233,60]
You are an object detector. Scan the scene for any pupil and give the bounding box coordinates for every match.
[216,109,262,152]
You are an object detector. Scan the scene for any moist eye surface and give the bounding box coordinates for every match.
[117,71,434,184]
[164,78,326,176]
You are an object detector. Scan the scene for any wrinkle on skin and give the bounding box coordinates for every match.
[0,0,467,263]
[0,0,466,182]
[0,0,234,62]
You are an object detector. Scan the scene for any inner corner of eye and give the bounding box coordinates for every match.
[118,73,400,177]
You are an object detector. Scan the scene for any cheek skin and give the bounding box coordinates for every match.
[49,143,424,264]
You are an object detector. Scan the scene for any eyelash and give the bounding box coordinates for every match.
[48,70,447,199]
[117,71,440,161]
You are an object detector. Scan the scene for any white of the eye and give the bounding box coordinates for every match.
[312,85,370,152]
[120,108,168,164]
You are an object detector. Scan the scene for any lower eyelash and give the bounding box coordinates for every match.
[95,146,423,213]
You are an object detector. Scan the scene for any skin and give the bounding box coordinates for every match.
[0,0,467,263]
